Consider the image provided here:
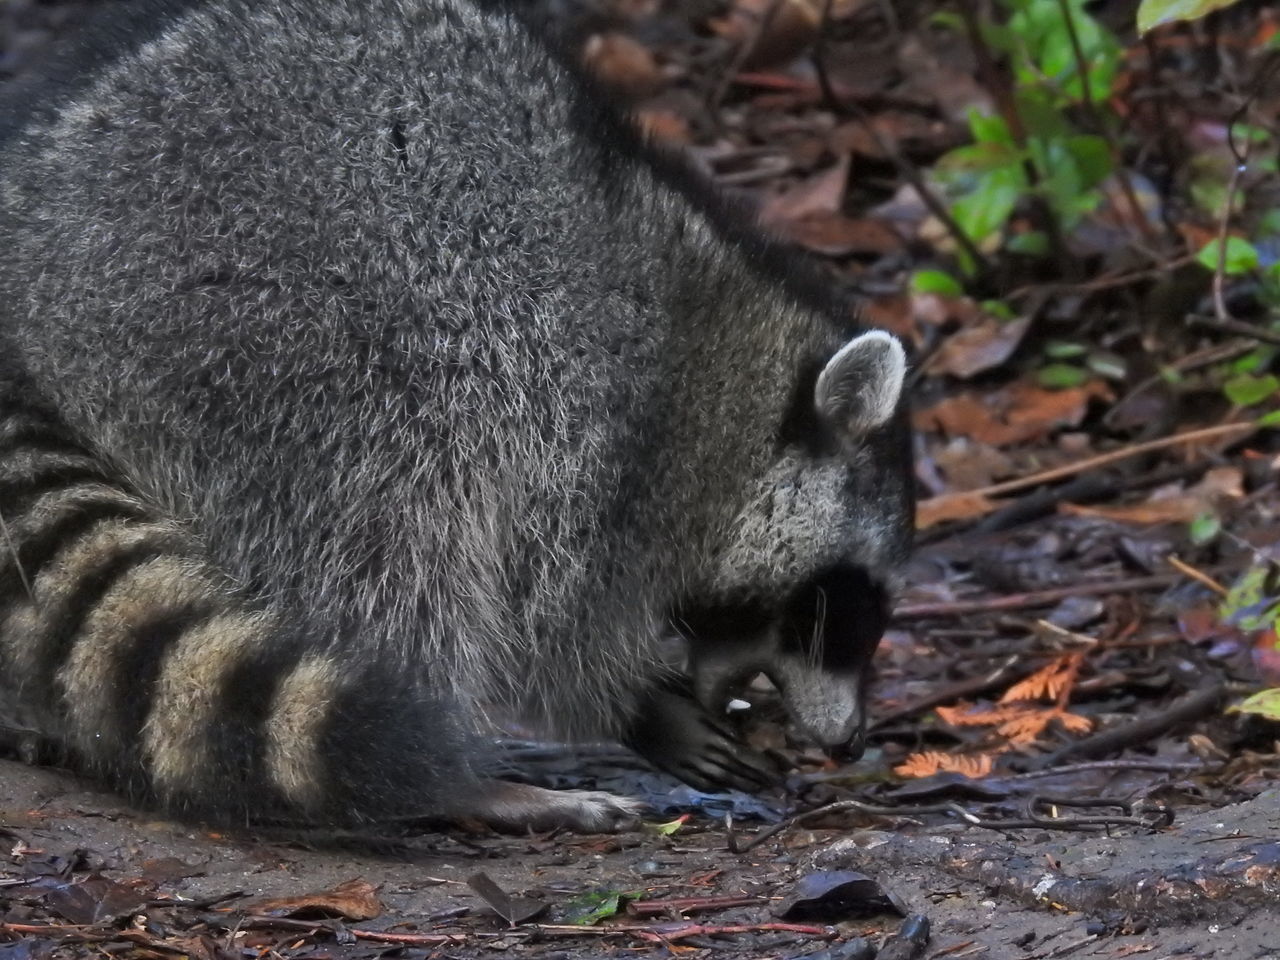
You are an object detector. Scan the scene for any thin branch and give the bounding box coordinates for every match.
[918,420,1255,510]
[810,0,991,274]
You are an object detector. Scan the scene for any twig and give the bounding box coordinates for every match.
[894,574,1177,620]
[1105,339,1256,430]
[1006,254,1197,301]
[810,0,990,274]
[530,921,834,942]
[709,0,784,113]
[1027,684,1227,770]
[1167,555,1228,596]
[1211,124,1250,323]
[1007,759,1209,781]
[1188,315,1280,349]
[1053,0,1159,247]
[628,895,761,917]
[240,915,460,947]
[728,794,1169,853]
[917,420,1255,510]
[870,656,1027,730]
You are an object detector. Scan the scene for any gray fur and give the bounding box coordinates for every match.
[0,0,912,825]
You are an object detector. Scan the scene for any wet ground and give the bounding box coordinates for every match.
[3,756,1277,959]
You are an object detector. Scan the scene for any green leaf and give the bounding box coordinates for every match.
[1227,688,1280,722]
[981,299,1017,321]
[1064,136,1115,189]
[1189,511,1221,545]
[1220,565,1280,632]
[1037,363,1088,389]
[1259,210,1280,236]
[1044,340,1088,359]
[950,170,1024,246]
[969,110,1016,148]
[1085,351,1127,380]
[1006,230,1049,256]
[910,269,964,297]
[1223,373,1280,407]
[1231,347,1272,375]
[1196,237,1260,275]
[1257,408,1280,427]
[562,890,640,925]
[644,815,689,836]
[1137,0,1246,34]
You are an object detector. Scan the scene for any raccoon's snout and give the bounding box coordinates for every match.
[767,654,866,750]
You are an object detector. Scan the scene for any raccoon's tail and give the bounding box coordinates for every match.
[0,393,476,823]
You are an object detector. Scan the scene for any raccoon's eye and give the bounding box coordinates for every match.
[779,564,888,670]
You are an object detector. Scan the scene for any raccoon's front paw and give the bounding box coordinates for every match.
[624,680,781,794]
[469,781,645,834]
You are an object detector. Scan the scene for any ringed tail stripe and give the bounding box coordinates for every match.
[143,610,279,800]
[0,518,191,702]
[59,555,226,758]
[0,481,153,607]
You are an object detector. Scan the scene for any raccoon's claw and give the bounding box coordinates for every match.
[624,681,781,794]
[467,781,645,834]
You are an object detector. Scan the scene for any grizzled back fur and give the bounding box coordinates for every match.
[0,0,912,823]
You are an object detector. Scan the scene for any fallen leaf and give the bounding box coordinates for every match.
[634,107,690,145]
[780,212,903,256]
[1060,498,1203,525]
[1227,687,1280,721]
[915,490,999,530]
[773,870,907,921]
[1061,466,1244,526]
[247,878,383,921]
[582,32,664,99]
[893,751,994,779]
[1253,630,1280,686]
[925,314,1031,379]
[932,438,1015,491]
[1001,654,1085,703]
[761,155,850,226]
[467,872,546,926]
[42,875,151,925]
[709,0,822,70]
[915,379,1112,448]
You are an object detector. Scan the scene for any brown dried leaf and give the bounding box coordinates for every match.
[995,709,1054,745]
[634,107,691,146]
[1001,655,1077,703]
[915,491,999,530]
[247,878,383,921]
[582,32,664,99]
[894,751,994,779]
[1059,498,1203,525]
[781,213,903,256]
[925,314,1031,379]
[761,155,850,226]
[1054,711,1094,735]
[1061,466,1244,526]
[709,0,822,70]
[914,379,1112,448]
[932,438,1015,491]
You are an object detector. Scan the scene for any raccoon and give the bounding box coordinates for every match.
[0,0,913,830]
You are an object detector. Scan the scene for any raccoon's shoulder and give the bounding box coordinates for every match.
[0,0,205,149]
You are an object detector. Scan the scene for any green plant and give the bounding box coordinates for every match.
[930,0,1121,274]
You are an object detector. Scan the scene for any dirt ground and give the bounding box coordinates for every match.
[2,756,1277,959]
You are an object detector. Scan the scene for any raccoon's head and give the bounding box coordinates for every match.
[677,330,912,757]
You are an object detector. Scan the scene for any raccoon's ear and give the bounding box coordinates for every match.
[814,330,906,437]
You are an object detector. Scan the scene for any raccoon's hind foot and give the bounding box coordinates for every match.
[464,780,645,834]
[624,679,781,794]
